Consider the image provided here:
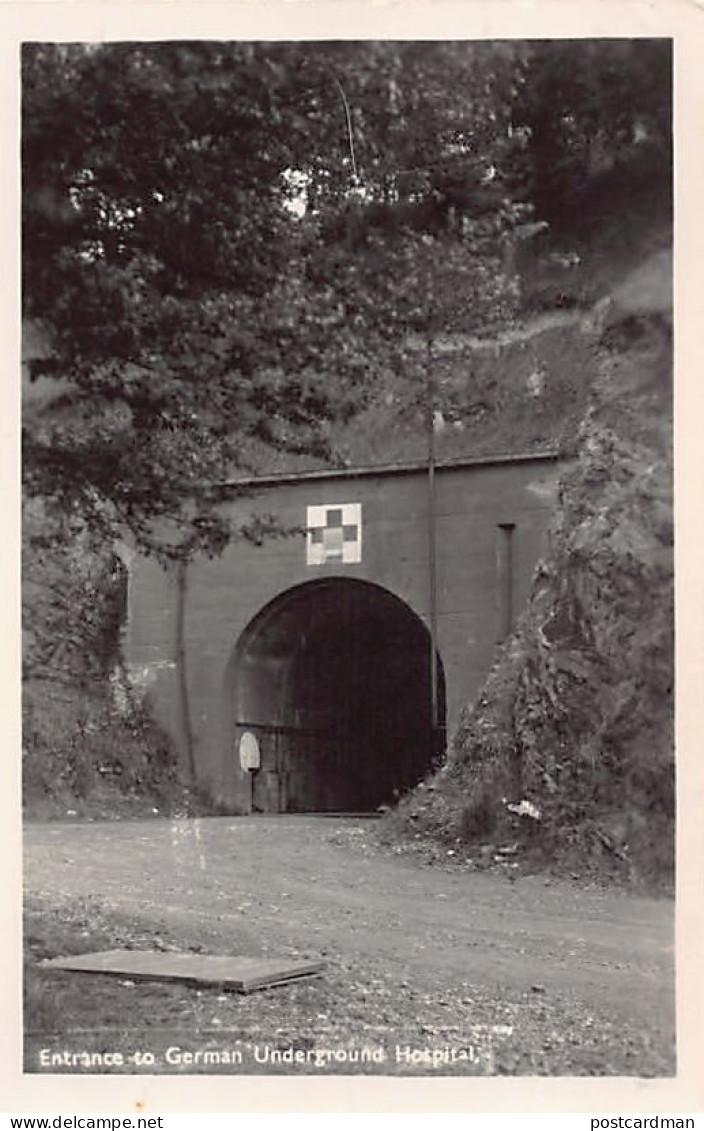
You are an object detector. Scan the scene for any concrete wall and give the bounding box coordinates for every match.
[122,453,561,809]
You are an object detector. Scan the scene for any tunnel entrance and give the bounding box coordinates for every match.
[230,579,445,814]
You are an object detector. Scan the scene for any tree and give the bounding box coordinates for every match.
[30,39,629,557]
[513,39,672,233]
[23,42,358,556]
[22,40,672,798]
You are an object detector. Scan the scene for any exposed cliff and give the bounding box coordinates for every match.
[22,503,185,818]
[391,250,674,886]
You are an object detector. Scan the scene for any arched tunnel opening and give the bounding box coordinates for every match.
[230,579,446,813]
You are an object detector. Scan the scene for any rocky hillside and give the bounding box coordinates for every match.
[22,502,186,819]
[24,220,674,853]
[390,249,674,887]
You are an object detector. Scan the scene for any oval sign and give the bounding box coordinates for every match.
[238,731,261,772]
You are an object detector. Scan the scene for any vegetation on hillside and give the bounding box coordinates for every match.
[22,40,674,864]
[22,502,185,818]
[23,39,671,551]
[390,249,673,886]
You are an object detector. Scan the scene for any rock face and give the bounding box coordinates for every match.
[22,503,183,819]
[395,252,674,884]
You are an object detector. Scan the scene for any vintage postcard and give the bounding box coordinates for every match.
[4,0,704,1117]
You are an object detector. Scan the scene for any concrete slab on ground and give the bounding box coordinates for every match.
[41,949,325,993]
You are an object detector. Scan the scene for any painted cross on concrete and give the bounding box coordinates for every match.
[306,503,362,565]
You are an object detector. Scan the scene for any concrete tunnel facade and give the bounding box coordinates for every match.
[121,452,562,813]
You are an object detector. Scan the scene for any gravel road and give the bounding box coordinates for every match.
[23,816,675,1076]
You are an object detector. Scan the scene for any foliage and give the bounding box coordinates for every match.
[21,497,186,816]
[22,684,188,819]
[22,498,126,684]
[22,39,673,817]
[22,40,528,558]
[23,39,672,557]
[515,39,672,233]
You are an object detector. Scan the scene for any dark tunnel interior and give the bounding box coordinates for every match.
[232,579,445,813]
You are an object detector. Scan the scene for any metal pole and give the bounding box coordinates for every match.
[175,557,197,789]
[425,339,439,755]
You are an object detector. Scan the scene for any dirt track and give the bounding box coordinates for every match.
[24,816,673,1033]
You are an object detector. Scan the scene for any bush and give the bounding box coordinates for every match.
[22,681,186,819]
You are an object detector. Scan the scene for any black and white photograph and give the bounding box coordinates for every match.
[13,10,695,1106]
